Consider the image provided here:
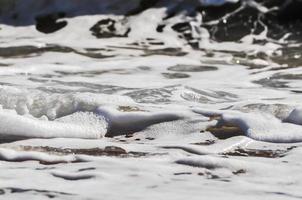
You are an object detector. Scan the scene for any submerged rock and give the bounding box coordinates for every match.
[168,65,218,72]
[162,72,190,79]
[222,147,296,158]
[206,126,244,140]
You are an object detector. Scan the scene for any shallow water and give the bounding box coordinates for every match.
[0,0,302,199]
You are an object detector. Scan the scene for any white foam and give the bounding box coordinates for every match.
[0,1,301,199]
[0,110,107,139]
[195,108,302,143]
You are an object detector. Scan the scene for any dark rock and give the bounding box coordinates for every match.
[172,22,192,33]
[197,2,241,22]
[90,18,130,38]
[198,0,302,42]
[201,4,263,41]
[156,24,166,32]
[171,21,201,48]
[35,12,67,34]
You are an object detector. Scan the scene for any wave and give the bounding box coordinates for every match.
[0,0,301,143]
[0,0,301,44]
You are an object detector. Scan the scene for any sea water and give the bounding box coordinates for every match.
[0,0,302,199]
